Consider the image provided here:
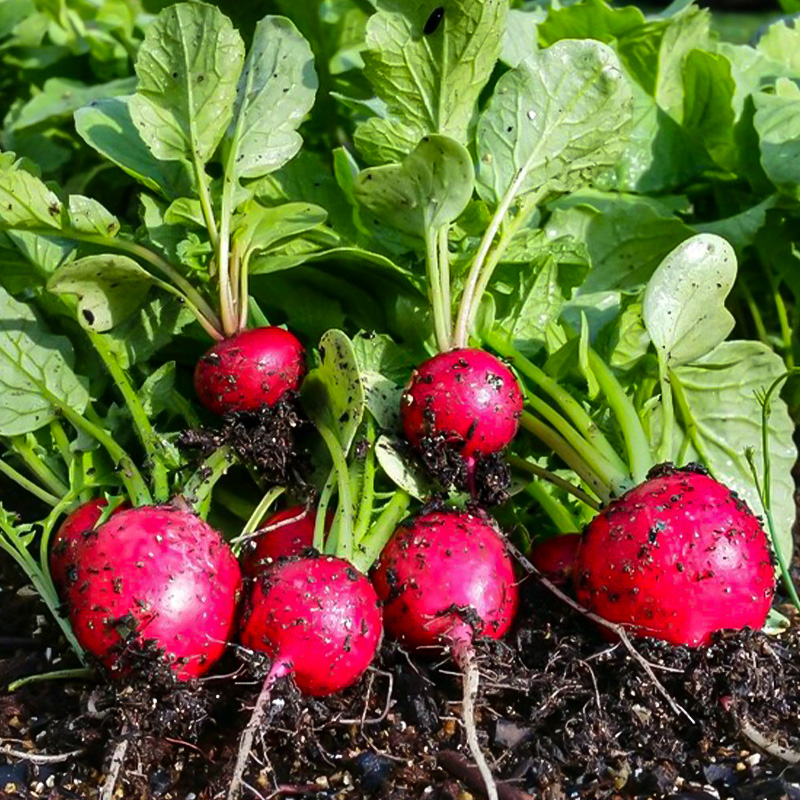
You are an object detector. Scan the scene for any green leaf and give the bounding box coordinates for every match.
[500,8,541,68]
[75,97,194,200]
[375,435,434,500]
[545,191,694,293]
[753,79,800,199]
[301,329,365,454]
[129,2,245,164]
[8,76,136,132]
[667,341,796,565]
[65,195,120,237]
[236,201,329,274]
[0,165,62,231]
[47,254,156,332]
[0,287,89,435]
[642,233,736,368]
[681,49,736,171]
[695,196,778,254]
[356,0,507,163]
[755,18,800,74]
[539,0,646,47]
[223,16,317,180]
[354,134,474,237]
[140,362,176,418]
[476,39,633,205]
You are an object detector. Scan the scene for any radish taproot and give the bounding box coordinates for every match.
[229,553,382,800]
[529,533,581,587]
[241,506,330,577]
[372,510,518,800]
[67,505,241,680]
[194,326,306,416]
[50,498,127,593]
[574,464,775,646]
[400,348,523,459]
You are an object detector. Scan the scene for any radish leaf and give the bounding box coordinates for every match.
[0,287,88,435]
[643,233,736,368]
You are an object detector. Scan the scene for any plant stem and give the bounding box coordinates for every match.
[426,226,451,352]
[484,331,626,473]
[318,426,354,563]
[352,432,376,543]
[655,354,675,465]
[354,489,411,573]
[509,455,601,511]
[587,349,652,485]
[49,420,72,470]
[0,458,60,506]
[668,371,713,467]
[230,486,286,554]
[525,481,579,533]
[316,469,337,552]
[86,329,169,502]
[454,187,543,348]
[437,226,453,346]
[59,406,151,506]
[7,437,68,498]
[8,668,94,692]
[519,412,610,502]
[181,446,236,518]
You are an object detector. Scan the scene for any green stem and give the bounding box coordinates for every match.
[318,426,354,563]
[8,668,95,692]
[231,487,286,551]
[181,446,236,518]
[525,390,630,493]
[484,331,626,473]
[59,405,151,506]
[587,349,652,485]
[86,329,169,502]
[519,412,610,502]
[454,188,543,348]
[774,286,794,370]
[425,226,451,352]
[508,454,601,511]
[214,486,256,522]
[315,469,337,552]
[192,152,219,249]
[353,421,377,543]
[0,458,60,506]
[437,226,453,346]
[525,482,579,533]
[49,420,72,470]
[7,437,68,498]
[669,372,713,467]
[739,280,770,346]
[655,354,675,465]
[354,490,411,572]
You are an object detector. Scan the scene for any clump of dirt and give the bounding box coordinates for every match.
[179,393,309,486]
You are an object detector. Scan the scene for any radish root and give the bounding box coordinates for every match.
[452,637,499,800]
[227,658,291,800]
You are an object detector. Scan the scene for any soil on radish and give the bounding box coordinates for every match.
[179,393,310,487]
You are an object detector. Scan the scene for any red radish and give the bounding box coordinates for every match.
[50,499,127,592]
[67,505,241,680]
[400,349,523,458]
[194,326,306,416]
[372,510,518,800]
[574,465,775,647]
[529,534,581,587]
[229,554,382,800]
[241,506,330,577]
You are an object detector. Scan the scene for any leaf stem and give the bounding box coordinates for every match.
[437,226,453,346]
[426,226,451,352]
[181,446,236,518]
[7,437,68,498]
[483,331,626,473]
[454,186,543,348]
[587,349,652,485]
[319,425,354,563]
[525,481,579,533]
[49,420,72,470]
[354,489,411,572]
[58,406,151,506]
[85,329,169,502]
[352,418,377,543]
[509,454,601,511]
[519,412,610,502]
[315,469,337,552]
[0,458,60,506]
[230,486,286,554]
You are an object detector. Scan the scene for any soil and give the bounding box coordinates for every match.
[1,484,799,799]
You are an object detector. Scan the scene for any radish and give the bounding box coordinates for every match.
[241,506,330,577]
[574,464,775,647]
[529,533,581,587]
[229,553,382,800]
[372,510,518,800]
[67,505,241,680]
[50,499,127,593]
[400,348,523,459]
[194,326,306,416]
